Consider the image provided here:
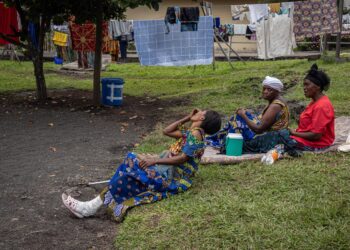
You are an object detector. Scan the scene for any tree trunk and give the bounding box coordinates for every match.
[32,53,47,100]
[32,16,48,100]
[93,2,103,106]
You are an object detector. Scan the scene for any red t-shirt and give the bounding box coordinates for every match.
[291,95,335,148]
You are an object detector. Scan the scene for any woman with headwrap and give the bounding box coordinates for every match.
[243,64,334,154]
[206,76,290,152]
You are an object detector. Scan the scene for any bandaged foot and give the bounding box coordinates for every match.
[62,193,103,218]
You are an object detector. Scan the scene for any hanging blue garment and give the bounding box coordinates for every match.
[28,22,39,49]
[214,17,220,28]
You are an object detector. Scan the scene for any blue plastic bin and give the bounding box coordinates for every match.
[101,78,124,106]
[54,57,63,65]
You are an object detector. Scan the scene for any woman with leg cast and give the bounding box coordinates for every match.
[62,109,221,222]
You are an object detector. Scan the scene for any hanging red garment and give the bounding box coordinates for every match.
[70,22,109,52]
[101,22,110,53]
[0,2,19,45]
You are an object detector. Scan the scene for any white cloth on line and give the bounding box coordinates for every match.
[233,24,247,35]
[248,4,268,24]
[256,14,296,59]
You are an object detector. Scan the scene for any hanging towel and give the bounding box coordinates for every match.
[52,31,68,46]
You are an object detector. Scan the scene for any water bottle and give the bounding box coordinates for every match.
[261,144,284,165]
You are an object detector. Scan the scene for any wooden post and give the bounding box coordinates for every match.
[322,34,328,55]
[336,0,344,60]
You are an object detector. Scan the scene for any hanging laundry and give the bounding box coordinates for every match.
[165,7,178,24]
[269,3,281,13]
[165,7,180,34]
[28,22,39,49]
[248,4,268,24]
[343,14,350,34]
[214,17,220,29]
[70,22,109,52]
[109,39,119,61]
[180,7,200,22]
[233,24,247,35]
[0,2,19,45]
[52,24,69,33]
[52,31,68,46]
[226,24,234,36]
[256,14,296,59]
[108,20,132,39]
[322,0,340,34]
[133,16,213,66]
[280,2,294,16]
[181,23,198,32]
[231,5,249,21]
[293,0,339,41]
[245,25,254,40]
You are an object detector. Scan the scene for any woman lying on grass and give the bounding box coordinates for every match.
[206,76,289,152]
[62,109,221,222]
[243,63,335,155]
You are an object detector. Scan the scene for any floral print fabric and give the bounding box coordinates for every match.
[104,128,205,221]
[293,0,339,41]
[206,101,289,151]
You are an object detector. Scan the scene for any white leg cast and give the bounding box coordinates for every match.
[62,193,103,218]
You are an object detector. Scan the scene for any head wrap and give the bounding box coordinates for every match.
[304,64,330,91]
[262,76,283,92]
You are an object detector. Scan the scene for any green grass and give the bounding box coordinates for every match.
[123,127,350,249]
[1,59,349,115]
[118,156,350,249]
[1,59,350,249]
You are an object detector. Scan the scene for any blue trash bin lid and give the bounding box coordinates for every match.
[101,78,124,85]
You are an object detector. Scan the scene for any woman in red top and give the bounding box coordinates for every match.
[242,64,334,155]
[289,63,335,150]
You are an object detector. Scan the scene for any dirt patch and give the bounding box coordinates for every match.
[45,69,93,79]
[0,89,189,250]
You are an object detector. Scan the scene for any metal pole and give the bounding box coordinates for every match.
[214,35,235,70]
[217,33,245,63]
